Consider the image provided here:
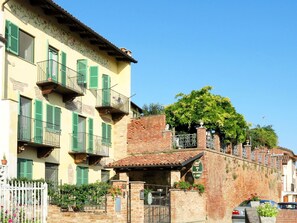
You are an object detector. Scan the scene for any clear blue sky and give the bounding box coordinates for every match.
[54,0,297,153]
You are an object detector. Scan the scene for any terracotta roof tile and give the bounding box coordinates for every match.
[106,150,203,169]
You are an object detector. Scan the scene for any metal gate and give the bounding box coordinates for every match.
[144,184,170,223]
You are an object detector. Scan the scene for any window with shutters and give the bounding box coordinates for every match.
[17,158,33,179]
[45,163,59,188]
[46,104,61,132]
[102,123,111,146]
[5,20,34,63]
[77,59,87,85]
[76,166,88,186]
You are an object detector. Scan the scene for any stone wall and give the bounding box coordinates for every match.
[127,115,172,154]
[276,210,297,223]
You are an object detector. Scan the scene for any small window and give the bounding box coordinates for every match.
[19,30,34,63]
[6,20,34,63]
[101,170,110,182]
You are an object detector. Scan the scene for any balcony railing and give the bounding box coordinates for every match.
[18,115,60,148]
[95,89,129,117]
[173,133,197,149]
[69,132,110,157]
[36,60,84,102]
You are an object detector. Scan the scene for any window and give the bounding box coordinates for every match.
[45,163,59,188]
[102,123,111,146]
[88,118,93,153]
[72,112,86,152]
[102,74,110,106]
[17,158,33,179]
[46,104,61,132]
[101,170,110,182]
[76,166,88,186]
[6,20,34,63]
[77,59,87,85]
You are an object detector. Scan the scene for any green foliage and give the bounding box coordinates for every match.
[173,181,205,194]
[257,202,279,217]
[165,86,249,144]
[142,103,165,116]
[50,181,110,211]
[248,125,278,149]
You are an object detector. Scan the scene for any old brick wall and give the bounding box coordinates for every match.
[277,210,297,223]
[200,150,281,223]
[127,115,172,154]
[170,189,207,223]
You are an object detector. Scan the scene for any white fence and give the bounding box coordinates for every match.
[0,181,48,223]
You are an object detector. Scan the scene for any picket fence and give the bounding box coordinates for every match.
[0,180,48,223]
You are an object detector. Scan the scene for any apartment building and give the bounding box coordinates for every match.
[0,0,137,186]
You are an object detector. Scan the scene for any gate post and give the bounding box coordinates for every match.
[129,181,145,223]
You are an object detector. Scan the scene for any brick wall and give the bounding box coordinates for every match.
[277,210,297,223]
[170,189,207,223]
[200,150,281,223]
[127,115,172,154]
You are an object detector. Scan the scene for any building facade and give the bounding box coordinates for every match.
[0,0,137,185]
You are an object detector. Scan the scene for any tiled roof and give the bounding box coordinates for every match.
[105,150,203,169]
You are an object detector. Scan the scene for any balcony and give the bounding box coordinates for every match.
[18,115,60,158]
[36,60,84,102]
[69,133,110,165]
[95,89,129,119]
[173,133,197,149]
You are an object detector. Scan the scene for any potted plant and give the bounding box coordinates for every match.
[1,154,7,165]
[249,193,260,207]
[256,202,279,223]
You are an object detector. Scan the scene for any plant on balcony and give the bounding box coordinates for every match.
[1,153,7,165]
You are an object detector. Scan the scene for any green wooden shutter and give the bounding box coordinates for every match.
[61,52,67,86]
[46,104,53,129]
[17,158,25,178]
[5,20,19,55]
[54,107,61,131]
[88,118,93,153]
[76,166,82,186]
[107,124,112,145]
[26,160,33,180]
[89,66,98,89]
[72,112,78,151]
[83,168,88,184]
[102,123,107,145]
[102,74,110,106]
[77,59,87,84]
[34,100,43,144]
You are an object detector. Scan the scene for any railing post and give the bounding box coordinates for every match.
[197,127,206,150]
[238,143,243,158]
[214,133,220,152]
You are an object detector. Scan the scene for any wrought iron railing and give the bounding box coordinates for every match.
[69,132,109,156]
[173,133,197,149]
[96,89,129,114]
[232,145,239,156]
[242,147,247,159]
[37,59,85,94]
[18,115,60,147]
[206,132,214,150]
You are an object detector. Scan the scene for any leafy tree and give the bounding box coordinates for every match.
[165,86,249,144]
[142,103,164,116]
[247,125,278,149]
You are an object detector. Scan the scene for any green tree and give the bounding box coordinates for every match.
[247,125,278,149]
[142,103,164,116]
[165,86,249,144]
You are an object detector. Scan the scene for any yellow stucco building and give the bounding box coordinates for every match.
[0,0,137,186]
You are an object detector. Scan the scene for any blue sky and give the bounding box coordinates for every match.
[54,1,297,153]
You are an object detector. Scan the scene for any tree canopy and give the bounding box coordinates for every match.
[142,103,165,116]
[247,125,278,149]
[164,86,249,144]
